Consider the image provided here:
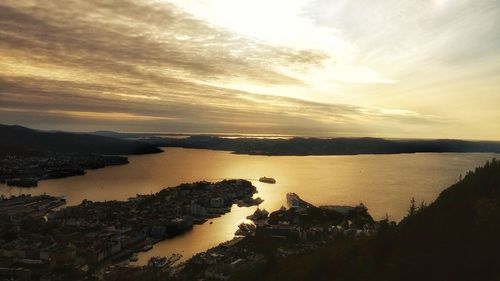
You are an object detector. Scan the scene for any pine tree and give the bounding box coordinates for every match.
[407,197,417,217]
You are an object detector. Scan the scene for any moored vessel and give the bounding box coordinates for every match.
[259,176,276,184]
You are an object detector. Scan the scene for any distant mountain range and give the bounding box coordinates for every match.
[0,124,162,156]
[137,135,500,155]
[2,124,499,157]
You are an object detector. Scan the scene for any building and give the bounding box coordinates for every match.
[210,197,224,208]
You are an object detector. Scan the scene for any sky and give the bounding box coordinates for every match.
[0,0,499,139]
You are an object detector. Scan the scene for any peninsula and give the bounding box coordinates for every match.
[0,124,162,187]
[0,179,259,281]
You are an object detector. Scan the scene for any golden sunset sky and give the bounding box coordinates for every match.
[1,0,499,139]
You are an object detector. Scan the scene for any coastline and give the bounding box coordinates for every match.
[0,153,131,187]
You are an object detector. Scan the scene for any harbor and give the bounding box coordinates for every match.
[0,180,259,280]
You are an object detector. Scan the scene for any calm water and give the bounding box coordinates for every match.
[0,148,496,264]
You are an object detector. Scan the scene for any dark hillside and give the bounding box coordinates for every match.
[391,158,500,280]
[0,124,162,156]
[231,159,500,281]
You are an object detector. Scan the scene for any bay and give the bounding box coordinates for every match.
[1,148,495,264]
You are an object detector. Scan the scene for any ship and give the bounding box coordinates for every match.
[319,203,368,215]
[259,176,276,184]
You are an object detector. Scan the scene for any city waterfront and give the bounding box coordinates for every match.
[1,148,496,264]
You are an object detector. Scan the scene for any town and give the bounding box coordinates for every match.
[0,153,129,187]
[100,193,379,281]
[0,179,259,280]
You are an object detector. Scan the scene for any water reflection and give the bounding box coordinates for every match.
[132,205,257,264]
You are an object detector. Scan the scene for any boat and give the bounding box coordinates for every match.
[259,177,276,184]
[236,197,264,207]
[319,203,368,215]
[142,244,153,251]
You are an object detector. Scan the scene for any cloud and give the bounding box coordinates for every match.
[0,1,318,86]
[0,0,498,139]
[0,74,440,137]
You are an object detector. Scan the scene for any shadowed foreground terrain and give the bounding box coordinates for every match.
[229,159,500,281]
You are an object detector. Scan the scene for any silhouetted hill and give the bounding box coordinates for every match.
[143,135,500,155]
[0,124,162,156]
[230,159,500,281]
[388,159,500,280]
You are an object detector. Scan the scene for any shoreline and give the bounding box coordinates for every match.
[0,179,261,279]
[120,192,377,280]
[1,153,131,188]
[2,147,497,189]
